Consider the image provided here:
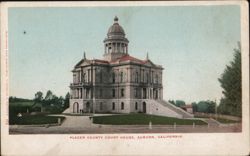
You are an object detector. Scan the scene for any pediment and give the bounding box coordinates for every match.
[144,60,156,67]
[74,59,91,68]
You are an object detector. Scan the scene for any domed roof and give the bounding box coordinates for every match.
[107,16,125,35]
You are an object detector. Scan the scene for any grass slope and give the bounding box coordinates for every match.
[9,115,65,125]
[93,114,207,125]
[215,118,241,124]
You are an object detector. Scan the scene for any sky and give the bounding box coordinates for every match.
[8,5,240,103]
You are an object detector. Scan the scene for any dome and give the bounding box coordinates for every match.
[107,16,125,36]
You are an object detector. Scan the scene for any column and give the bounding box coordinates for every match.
[79,70,82,82]
[81,88,83,99]
[151,88,153,99]
[119,43,121,53]
[122,43,124,53]
[116,43,118,53]
[141,88,143,99]
[113,43,115,53]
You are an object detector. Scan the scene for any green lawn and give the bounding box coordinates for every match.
[9,114,65,125]
[92,114,207,125]
[215,118,241,124]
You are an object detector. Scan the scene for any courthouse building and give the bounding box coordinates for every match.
[65,17,193,118]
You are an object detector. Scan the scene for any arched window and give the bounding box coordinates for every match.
[112,102,115,110]
[121,88,124,97]
[121,102,124,110]
[135,102,138,110]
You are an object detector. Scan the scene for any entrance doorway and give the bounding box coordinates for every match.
[142,102,146,113]
[73,102,79,113]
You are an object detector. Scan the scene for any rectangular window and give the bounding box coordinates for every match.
[121,89,124,97]
[120,72,123,82]
[100,102,103,110]
[112,102,115,110]
[100,89,103,98]
[73,74,76,83]
[100,72,102,83]
[112,89,116,98]
[86,88,90,99]
[77,71,81,83]
[134,88,138,98]
[88,69,90,82]
[112,73,115,83]
[80,88,82,98]
[151,71,154,83]
[142,69,145,82]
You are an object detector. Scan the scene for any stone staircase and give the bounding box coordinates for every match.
[155,100,194,118]
[63,108,71,114]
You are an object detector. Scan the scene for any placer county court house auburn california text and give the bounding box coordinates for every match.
[64,17,193,118]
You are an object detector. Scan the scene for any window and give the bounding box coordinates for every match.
[121,89,124,97]
[134,88,138,98]
[112,89,116,98]
[100,89,103,98]
[80,88,82,98]
[112,73,116,83]
[151,71,154,83]
[86,88,90,99]
[120,72,123,82]
[135,72,139,83]
[121,102,124,110]
[100,71,102,83]
[146,73,149,83]
[78,71,80,83]
[73,74,76,83]
[88,69,90,82]
[143,88,147,99]
[142,69,145,82]
[135,102,138,110]
[112,102,115,110]
[82,73,86,82]
[100,102,103,110]
[156,74,159,84]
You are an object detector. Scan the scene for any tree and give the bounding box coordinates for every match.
[64,92,70,109]
[45,90,53,101]
[175,100,185,107]
[197,101,209,113]
[34,91,43,102]
[191,102,198,113]
[218,42,241,116]
[207,101,216,113]
[197,100,215,113]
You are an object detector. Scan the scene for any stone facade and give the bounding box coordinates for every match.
[68,16,164,114]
